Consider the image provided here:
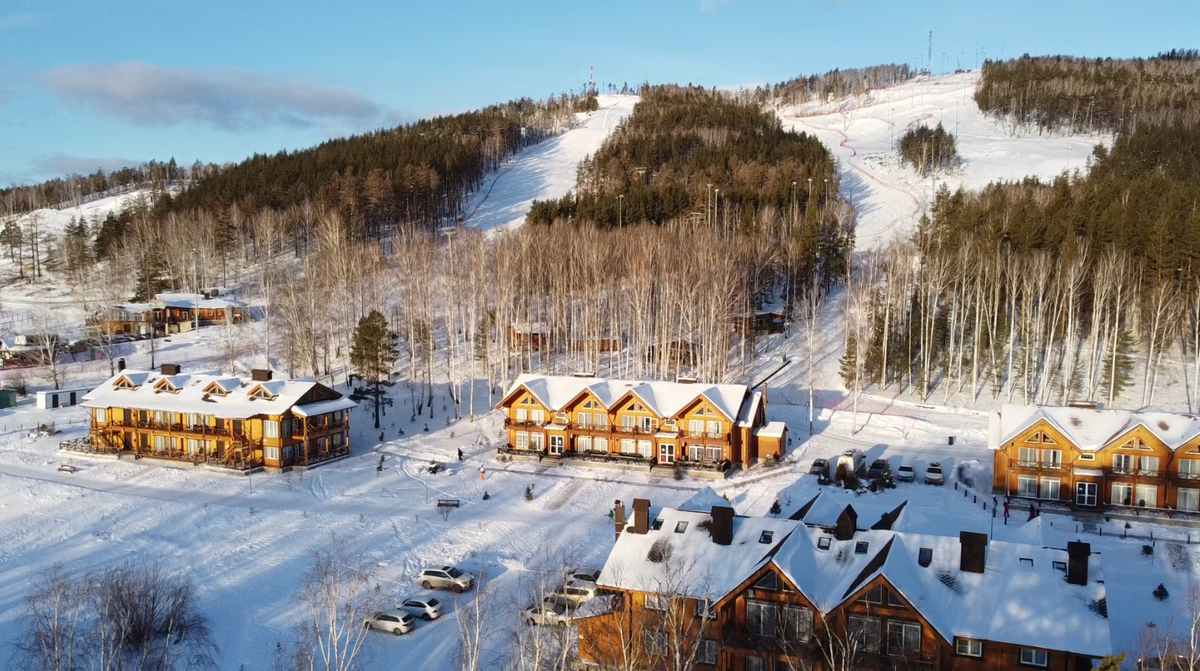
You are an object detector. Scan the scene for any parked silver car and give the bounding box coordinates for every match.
[400,597,442,620]
[924,462,945,485]
[419,565,475,592]
[363,610,415,635]
[551,579,598,604]
[523,601,572,626]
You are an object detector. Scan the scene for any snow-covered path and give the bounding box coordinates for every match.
[463,95,637,232]
[779,71,1107,250]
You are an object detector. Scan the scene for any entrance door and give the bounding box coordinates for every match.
[1076,482,1098,507]
[659,443,675,464]
[549,435,564,455]
[51,394,59,408]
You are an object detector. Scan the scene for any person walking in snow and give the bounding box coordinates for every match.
[479,464,485,482]
[458,447,463,461]
[1003,500,1010,522]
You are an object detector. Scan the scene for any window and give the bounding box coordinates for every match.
[577,413,591,428]
[858,584,882,604]
[639,416,656,432]
[593,413,608,429]
[593,438,608,453]
[887,589,905,607]
[855,541,870,555]
[1136,484,1158,508]
[689,419,704,436]
[1052,560,1066,572]
[1113,482,1133,506]
[651,518,664,531]
[917,548,933,566]
[1041,449,1062,469]
[955,638,983,657]
[644,594,669,611]
[694,599,713,619]
[530,409,545,425]
[186,439,199,455]
[1019,557,1034,567]
[753,572,778,590]
[1182,459,1200,479]
[817,536,832,551]
[1019,648,1048,667]
[689,444,704,462]
[637,440,653,458]
[706,420,722,438]
[622,415,636,431]
[1179,488,1200,512]
[706,445,723,461]
[1113,454,1134,474]
[1017,476,1038,498]
[1138,455,1160,476]
[266,446,280,461]
[759,530,774,544]
[1039,433,1056,444]
[154,435,166,452]
[782,605,813,642]
[332,432,344,447]
[1018,447,1039,466]
[264,420,279,438]
[1039,478,1060,500]
[515,432,529,450]
[746,600,777,636]
[698,638,717,665]
[577,436,592,453]
[746,657,768,671]
[283,446,293,460]
[96,408,107,423]
[646,631,668,657]
[530,433,545,451]
[621,439,635,454]
[887,620,921,656]
[1078,452,1095,462]
[847,614,881,652]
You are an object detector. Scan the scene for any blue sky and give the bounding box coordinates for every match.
[0,0,1195,185]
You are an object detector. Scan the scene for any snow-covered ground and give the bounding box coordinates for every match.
[462,95,637,232]
[779,71,1109,249]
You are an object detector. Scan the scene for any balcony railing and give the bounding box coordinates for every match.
[1138,469,1160,477]
[1179,472,1200,480]
[1043,462,1063,470]
[504,418,546,429]
[1017,460,1039,468]
[1112,466,1134,475]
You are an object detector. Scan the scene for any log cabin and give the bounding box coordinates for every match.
[76,365,354,471]
[991,405,1200,511]
[577,501,1110,671]
[496,374,786,474]
[89,293,248,337]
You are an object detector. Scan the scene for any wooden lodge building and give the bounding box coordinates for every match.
[991,404,1200,511]
[90,292,248,337]
[577,501,1110,671]
[496,374,787,474]
[73,365,355,471]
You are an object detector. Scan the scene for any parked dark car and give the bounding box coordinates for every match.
[868,459,889,479]
[809,458,829,476]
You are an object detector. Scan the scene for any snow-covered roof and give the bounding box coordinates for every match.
[678,486,729,513]
[152,292,241,310]
[736,391,762,428]
[600,505,1110,658]
[502,374,749,421]
[291,397,357,417]
[597,506,795,601]
[755,421,786,438]
[997,404,1200,452]
[80,369,351,420]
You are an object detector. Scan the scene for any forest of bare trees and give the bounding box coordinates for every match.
[758,63,914,109]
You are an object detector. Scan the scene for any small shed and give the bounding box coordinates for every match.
[0,388,17,409]
[36,386,92,410]
[754,421,788,462]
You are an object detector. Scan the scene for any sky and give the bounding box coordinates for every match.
[0,0,1196,186]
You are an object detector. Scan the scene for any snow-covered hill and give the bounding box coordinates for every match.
[463,95,637,232]
[780,71,1108,249]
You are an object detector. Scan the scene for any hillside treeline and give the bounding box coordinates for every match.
[527,85,852,287]
[974,54,1200,133]
[158,93,596,240]
[898,124,958,176]
[760,63,913,107]
[0,160,190,216]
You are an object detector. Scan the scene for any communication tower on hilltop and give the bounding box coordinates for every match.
[927,31,933,75]
[590,66,595,95]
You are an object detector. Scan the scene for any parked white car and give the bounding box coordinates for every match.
[363,610,415,635]
[551,579,598,604]
[400,597,443,620]
[564,567,601,585]
[924,462,945,485]
[895,464,915,482]
[419,565,475,592]
[523,601,572,626]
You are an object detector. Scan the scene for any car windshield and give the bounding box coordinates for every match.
[426,598,440,606]
[448,568,463,578]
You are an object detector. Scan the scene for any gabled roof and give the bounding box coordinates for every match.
[995,403,1200,452]
[498,374,749,421]
[81,369,353,420]
[152,292,242,310]
[601,505,1111,659]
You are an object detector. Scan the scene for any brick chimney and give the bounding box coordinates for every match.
[959,531,988,574]
[835,505,858,541]
[1067,541,1091,586]
[614,500,626,541]
[710,505,734,545]
[631,498,650,534]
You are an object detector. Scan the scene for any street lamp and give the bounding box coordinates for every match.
[191,248,199,334]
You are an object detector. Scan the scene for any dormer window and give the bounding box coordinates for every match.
[674,521,688,534]
[855,541,869,555]
[817,536,832,551]
[759,530,774,544]
[651,518,664,531]
[248,385,277,401]
[113,376,139,390]
[154,378,180,394]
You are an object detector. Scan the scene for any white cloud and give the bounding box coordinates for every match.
[35,154,142,176]
[39,61,390,131]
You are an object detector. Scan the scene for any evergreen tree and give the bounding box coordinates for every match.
[1101,328,1136,403]
[350,310,398,429]
[840,334,859,391]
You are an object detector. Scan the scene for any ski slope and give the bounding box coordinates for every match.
[463,95,637,232]
[780,71,1108,249]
